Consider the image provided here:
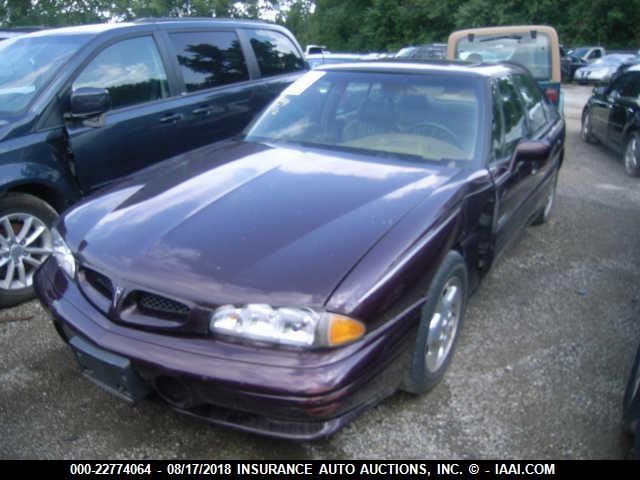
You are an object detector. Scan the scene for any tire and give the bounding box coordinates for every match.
[623,344,640,436]
[581,109,598,144]
[0,193,58,307]
[623,132,640,177]
[402,251,468,394]
[531,170,559,226]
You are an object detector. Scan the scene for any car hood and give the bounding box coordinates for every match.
[62,141,460,308]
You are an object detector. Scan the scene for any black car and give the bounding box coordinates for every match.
[581,65,640,177]
[0,18,307,306]
[561,54,587,82]
[624,342,640,459]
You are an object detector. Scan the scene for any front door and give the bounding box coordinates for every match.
[65,35,182,192]
[490,76,535,254]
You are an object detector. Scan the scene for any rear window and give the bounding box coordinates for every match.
[454,32,552,80]
[169,31,249,92]
[246,29,305,77]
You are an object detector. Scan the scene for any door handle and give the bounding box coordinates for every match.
[159,113,183,123]
[192,106,212,116]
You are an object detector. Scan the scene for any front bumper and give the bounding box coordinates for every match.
[34,257,417,440]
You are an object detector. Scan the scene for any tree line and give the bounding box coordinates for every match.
[2,0,639,52]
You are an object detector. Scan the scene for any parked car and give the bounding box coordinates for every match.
[574,53,637,85]
[35,61,564,439]
[396,43,447,60]
[624,342,640,459]
[581,64,640,176]
[305,44,327,56]
[561,54,587,82]
[0,18,307,306]
[447,25,564,111]
[570,46,606,63]
[306,52,364,69]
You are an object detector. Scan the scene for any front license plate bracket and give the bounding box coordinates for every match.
[69,336,151,403]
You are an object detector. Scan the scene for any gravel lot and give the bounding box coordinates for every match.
[1,84,639,460]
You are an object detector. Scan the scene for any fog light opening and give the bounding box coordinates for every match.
[154,376,194,409]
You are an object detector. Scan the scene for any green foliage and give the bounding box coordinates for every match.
[0,0,638,51]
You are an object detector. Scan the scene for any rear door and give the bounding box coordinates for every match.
[65,34,182,192]
[159,28,255,150]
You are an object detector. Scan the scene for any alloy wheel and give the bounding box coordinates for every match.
[625,135,639,174]
[0,213,53,290]
[425,276,463,373]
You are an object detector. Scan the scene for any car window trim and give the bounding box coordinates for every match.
[488,79,506,166]
[235,27,262,80]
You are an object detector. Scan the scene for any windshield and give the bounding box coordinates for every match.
[592,54,636,66]
[572,47,589,58]
[454,32,552,80]
[246,69,483,166]
[0,34,91,113]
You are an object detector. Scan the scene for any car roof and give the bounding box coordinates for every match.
[19,17,281,38]
[318,60,524,78]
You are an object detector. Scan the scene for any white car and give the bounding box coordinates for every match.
[574,53,637,84]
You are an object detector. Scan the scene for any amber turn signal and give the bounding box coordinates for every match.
[328,315,366,346]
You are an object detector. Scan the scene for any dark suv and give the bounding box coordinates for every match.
[0,18,307,306]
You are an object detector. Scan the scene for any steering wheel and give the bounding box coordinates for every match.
[409,122,462,149]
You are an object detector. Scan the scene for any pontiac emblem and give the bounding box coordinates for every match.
[112,285,124,310]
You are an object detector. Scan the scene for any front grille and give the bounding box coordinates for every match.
[84,268,113,300]
[136,292,190,317]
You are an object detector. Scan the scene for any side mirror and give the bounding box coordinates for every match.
[514,140,551,163]
[70,87,111,118]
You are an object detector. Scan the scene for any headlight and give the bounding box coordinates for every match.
[210,304,365,348]
[51,228,76,278]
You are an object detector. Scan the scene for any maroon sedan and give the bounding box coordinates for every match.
[35,62,564,440]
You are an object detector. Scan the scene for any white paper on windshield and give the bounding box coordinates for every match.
[282,70,326,96]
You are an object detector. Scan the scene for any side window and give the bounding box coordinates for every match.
[626,73,640,98]
[169,31,248,93]
[496,76,527,160]
[490,82,504,163]
[246,29,306,77]
[512,74,548,135]
[73,36,169,110]
[608,74,632,97]
[589,50,602,60]
[618,72,640,98]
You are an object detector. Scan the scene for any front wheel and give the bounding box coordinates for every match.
[0,193,58,307]
[624,132,640,177]
[581,109,598,144]
[402,251,468,394]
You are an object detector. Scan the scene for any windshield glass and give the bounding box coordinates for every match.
[454,32,552,80]
[592,54,636,66]
[0,34,91,113]
[572,47,589,58]
[246,70,483,166]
